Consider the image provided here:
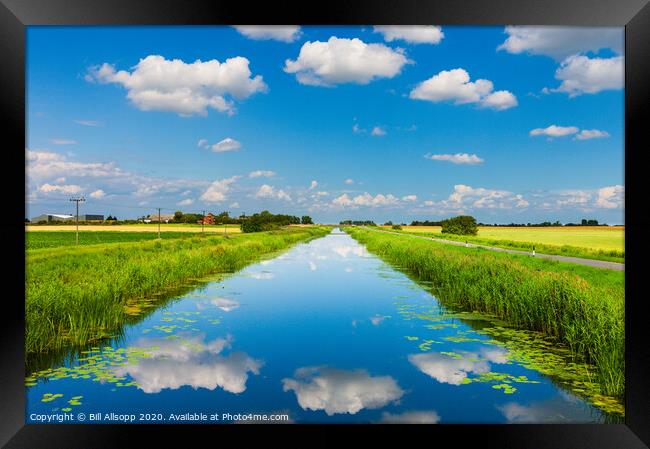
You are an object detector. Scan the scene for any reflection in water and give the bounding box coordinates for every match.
[113,334,262,394]
[380,410,441,424]
[332,244,367,258]
[409,348,509,385]
[498,395,592,423]
[370,315,389,326]
[26,228,614,424]
[211,297,240,312]
[282,366,404,415]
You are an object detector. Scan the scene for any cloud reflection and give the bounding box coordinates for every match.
[211,297,240,312]
[331,244,367,258]
[113,335,262,394]
[282,366,404,415]
[409,348,509,385]
[498,397,592,423]
[380,410,441,424]
[250,271,274,280]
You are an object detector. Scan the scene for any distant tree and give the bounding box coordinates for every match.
[410,220,443,226]
[441,215,478,235]
[384,221,393,226]
[301,215,313,225]
[173,211,184,222]
[241,210,302,233]
[392,224,402,230]
[241,219,262,233]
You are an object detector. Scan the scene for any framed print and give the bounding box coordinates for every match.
[2,0,649,447]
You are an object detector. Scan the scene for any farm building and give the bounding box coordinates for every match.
[197,213,216,225]
[78,214,104,221]
[30,213,104,223]
[31,213,74,223]
[148,213,175,223]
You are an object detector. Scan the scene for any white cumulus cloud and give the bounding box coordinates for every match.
[374,26,444,44]
[425,153,484,165]
[309,180,318,190]
[498,26,623,60]
[574,129,610,140]
[177,198,194,206]
[51,139,77,145]
[332,192,399,208]
[550,55,623,97]
[86,55,268,116]
[200,176,240,203]
[410,68,517,110]
[371,126,386,136]
[233,25,301,42]
[209,138,242,153]
[89,189,105,199]
[254,184,292,201]
[595,185,624,209]
[529,125,579,138]
[249,170,276,178]
[284,37,410,86]
[38,183,82,194]
[74,119,102,127]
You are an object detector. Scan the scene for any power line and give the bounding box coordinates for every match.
[69,197,85,245]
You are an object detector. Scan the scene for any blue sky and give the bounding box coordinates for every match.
[26,25,624,224]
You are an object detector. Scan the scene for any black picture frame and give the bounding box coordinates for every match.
[2,0,648,447]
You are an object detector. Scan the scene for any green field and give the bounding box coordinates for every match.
[346,227,624,402]
[26,231,200,249]
[389,226,625,262]
[26,226,330,356]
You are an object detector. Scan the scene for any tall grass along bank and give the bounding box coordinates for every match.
[346,227,624,399]
[26,227,330,356]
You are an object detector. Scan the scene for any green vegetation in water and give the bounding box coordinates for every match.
[390,228,624,263]
[26,227,331,357]
[396,299,624,416]
[347,227,624,402]
[27,345,156,394]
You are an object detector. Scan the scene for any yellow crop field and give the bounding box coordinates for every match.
[390,226,624,252]
[26,224,241,233]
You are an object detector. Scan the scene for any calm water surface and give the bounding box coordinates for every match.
[26,229,609,423]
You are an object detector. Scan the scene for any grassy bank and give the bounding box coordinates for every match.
[346,227,624,399]
[385,227,624,263]
[26,231,202,249]
[26,226,330,356]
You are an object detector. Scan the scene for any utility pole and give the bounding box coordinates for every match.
[202,210,205,235]
[70,197,85,245]
[157,207,161,239]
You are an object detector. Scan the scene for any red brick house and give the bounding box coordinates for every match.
[197,213,216,225]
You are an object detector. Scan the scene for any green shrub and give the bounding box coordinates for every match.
[441,215,478,235]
